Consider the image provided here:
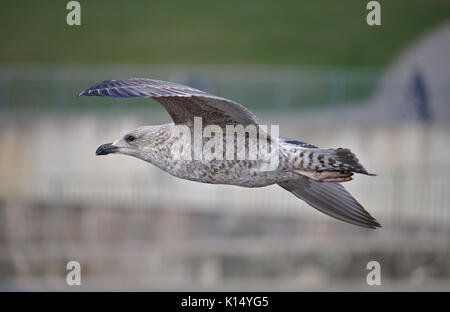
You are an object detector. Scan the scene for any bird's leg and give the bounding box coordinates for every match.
[294,170,353,182]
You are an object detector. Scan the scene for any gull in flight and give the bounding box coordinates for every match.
[79,78,380,229]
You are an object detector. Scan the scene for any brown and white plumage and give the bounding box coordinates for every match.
[80,78,380,229]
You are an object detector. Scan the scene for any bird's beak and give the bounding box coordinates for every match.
[96,142,119,156]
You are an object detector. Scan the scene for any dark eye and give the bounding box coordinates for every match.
[125,135,136,142]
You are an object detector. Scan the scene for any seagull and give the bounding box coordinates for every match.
[79,78,380,229]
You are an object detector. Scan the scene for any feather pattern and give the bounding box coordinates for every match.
[278,177,381,229]
[79,78,259,127]
[282,144,374,175]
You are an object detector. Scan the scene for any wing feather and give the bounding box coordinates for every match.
[278,177,380,229]
[79,78,259,127]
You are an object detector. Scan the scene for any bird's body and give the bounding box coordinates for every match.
[129,124,297,187]
[82,78,381,228]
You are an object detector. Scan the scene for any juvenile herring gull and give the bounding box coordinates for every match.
[79,78,380,229]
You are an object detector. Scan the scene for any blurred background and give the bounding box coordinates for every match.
[0,0,449,290]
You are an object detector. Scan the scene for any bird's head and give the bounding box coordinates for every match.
[96,125,166,161]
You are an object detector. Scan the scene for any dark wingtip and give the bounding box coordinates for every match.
[78,89,97,97]
[371,219,382,228]
[351,218,381,229]
[359,214,381,229]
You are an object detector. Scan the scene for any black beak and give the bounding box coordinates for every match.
[96,142,118,156]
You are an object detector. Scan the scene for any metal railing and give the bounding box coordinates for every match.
[0,63,382,111]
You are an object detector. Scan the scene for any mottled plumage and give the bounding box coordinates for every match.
[81,78,380,229]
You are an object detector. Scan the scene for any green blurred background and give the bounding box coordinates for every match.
[1,0,449,111]
[1,0,449,65]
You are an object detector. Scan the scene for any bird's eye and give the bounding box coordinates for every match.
[126,135,136,142]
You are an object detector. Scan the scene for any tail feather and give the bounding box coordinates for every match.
[331,148,374,175]
[294,147,375,176]
[282,139,375,176]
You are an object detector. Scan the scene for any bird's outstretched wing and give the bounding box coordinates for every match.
[79,78,259,127]
[278,177,381,229]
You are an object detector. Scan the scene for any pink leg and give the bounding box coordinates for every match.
[294,170,353,182]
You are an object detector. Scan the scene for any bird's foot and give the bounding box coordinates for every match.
[295,170,353,182]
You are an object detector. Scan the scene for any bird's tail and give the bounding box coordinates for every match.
[295,147,375,176]
[327,148,375,175]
